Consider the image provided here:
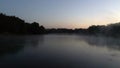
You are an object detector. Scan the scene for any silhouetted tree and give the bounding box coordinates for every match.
[39,25,46,34]
[88,25,100,35]
[1,13,120,37]
[29,22,40,34]
[88,25,106,35]
[106,23,120,37]
[0,13,46,34]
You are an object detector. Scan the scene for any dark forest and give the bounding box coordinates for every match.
[0,13,120,37]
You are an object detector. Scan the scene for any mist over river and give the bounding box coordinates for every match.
[0,34,120,68]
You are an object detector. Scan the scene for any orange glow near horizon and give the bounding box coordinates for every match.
[1,0,120,29]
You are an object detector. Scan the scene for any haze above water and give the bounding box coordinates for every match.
[0,34,120,68]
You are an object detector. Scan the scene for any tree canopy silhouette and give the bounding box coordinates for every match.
[1,13,120,37]
[0,13,46,34]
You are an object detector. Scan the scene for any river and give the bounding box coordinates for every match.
[0,34,120,68]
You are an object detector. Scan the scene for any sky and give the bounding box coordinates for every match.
[0,0,120,29]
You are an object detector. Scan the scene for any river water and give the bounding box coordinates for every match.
[0,34,120,68]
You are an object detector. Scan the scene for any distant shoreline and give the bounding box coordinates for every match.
[1,13,120,37]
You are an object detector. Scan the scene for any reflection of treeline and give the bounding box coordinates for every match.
[80,36,120,50]
[1,13,120,37]
[0,13,45,34]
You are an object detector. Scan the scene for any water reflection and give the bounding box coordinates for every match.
[0,35,120,68]
[24,35,44,47]
[0,36,25,56]
[0,35,44,56]
[80,36,120,50]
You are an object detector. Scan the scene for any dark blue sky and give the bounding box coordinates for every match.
[0,0,120,28]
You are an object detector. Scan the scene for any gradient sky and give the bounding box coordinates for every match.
[0,0,120,28]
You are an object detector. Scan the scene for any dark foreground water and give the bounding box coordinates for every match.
[0,34,120,68]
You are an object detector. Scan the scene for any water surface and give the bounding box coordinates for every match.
[0,34,120,68]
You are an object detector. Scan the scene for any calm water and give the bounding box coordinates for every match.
[0,34,120,68]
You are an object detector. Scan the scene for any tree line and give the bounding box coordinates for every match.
[0,13,120,37]
[47,23,120,37]
[0,13,45,34]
